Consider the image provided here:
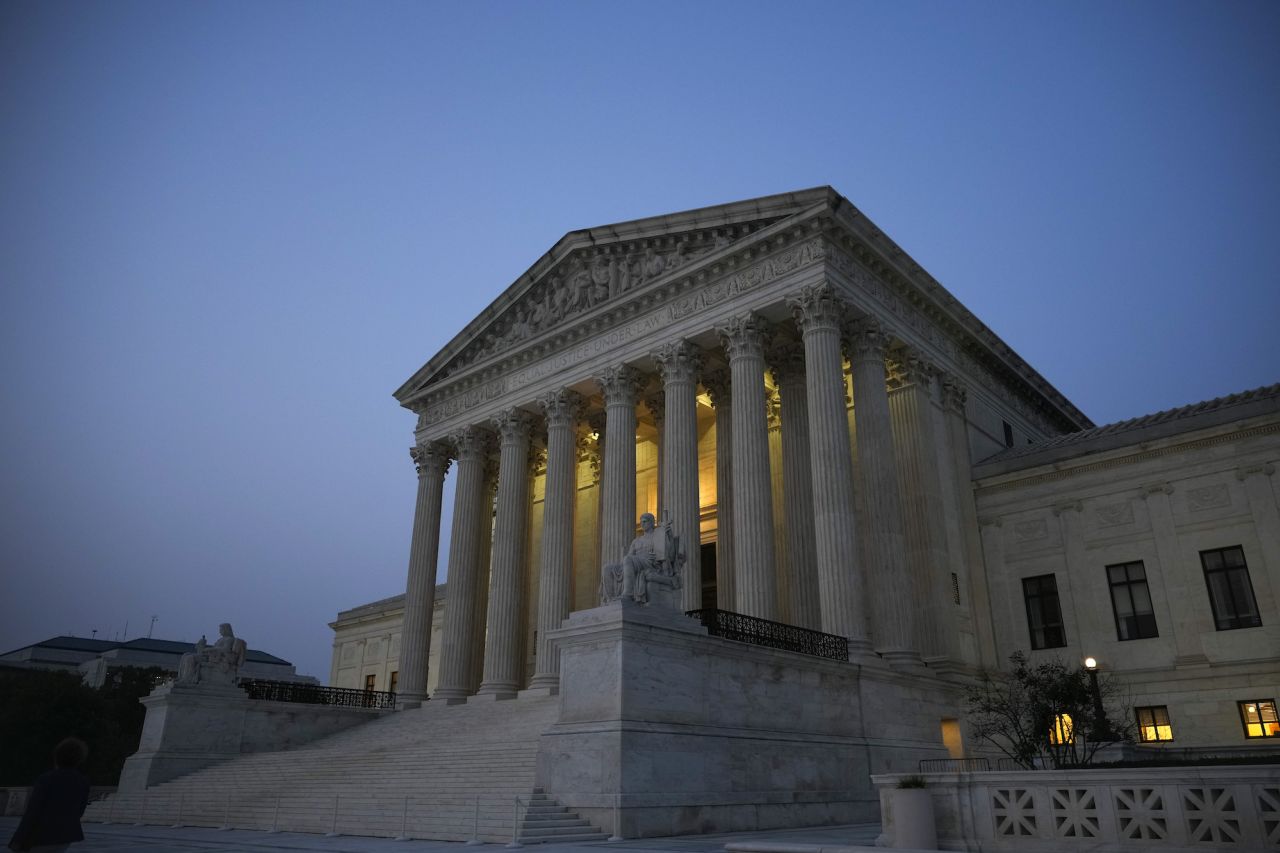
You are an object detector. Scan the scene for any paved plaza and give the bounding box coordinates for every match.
[0,817,881,853]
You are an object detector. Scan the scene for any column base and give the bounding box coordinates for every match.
[878,648,926,671]
[523,674,560,696]
[430,687,471,705]
[471,686,518,701]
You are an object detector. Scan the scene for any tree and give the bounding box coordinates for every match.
[964,651,1134,769]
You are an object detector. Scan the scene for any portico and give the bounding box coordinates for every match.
[392,187,1087,704]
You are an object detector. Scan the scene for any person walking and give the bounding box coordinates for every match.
[7,738,91,853]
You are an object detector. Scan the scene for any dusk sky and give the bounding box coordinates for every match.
[2,2,1277,680]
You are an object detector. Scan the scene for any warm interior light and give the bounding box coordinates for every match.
[1049,713,1074,745]
[1083,657,1098,670]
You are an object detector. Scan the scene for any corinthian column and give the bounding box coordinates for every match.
[704,368,735,611]
[476,409,535,698]
[398,441,451,707]
[887,351,955,662]
[643,393,665,520]
[717,313,778,620]
[653,340,704,611]
[770,340,821,630]
[433,426,493,702]
[596,365,642,566]
[788,285,868,648]
[528,389,581,691]
[848,318,918,665]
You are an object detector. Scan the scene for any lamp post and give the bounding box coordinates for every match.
[1083,657,1114,740]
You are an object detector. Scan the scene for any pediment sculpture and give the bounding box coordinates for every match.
[599,512,685,610]
[176,622,247,687]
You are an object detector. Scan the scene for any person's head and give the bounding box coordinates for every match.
[53,737,87,769]
[219,623,233,637]
[640,513,655,531]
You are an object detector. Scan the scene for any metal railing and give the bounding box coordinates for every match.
[237,678,396,709]
[919,757,992,772]
[685,608,849,661]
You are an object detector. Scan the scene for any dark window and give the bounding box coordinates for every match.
[1107,561,1159,640]
[389,671,398,694]
[1239,699,1280,738]
[950,572,961,605]
[1022,574,1066,649]
[364,674,376,692]
[1201,546,1262,630]
[1136,706,1173,742]
[1002,421,1014,448]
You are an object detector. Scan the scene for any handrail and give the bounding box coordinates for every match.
[685,608,849,660]
[237,678,397,709]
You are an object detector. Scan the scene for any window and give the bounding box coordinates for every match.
[1136,706,1173,742]
[1201,546,1262,630]
[1049,714,1073,745]
[1022,574,1066,649]
[1002,420,1014,448]
[1107,561,1158,640]
[389,671,399,694]
[1239,700,1280,738]
[364,674,376,692]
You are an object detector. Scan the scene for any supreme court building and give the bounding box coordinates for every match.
[337,187,1279,776]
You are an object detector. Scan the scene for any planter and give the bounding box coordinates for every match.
[887,788,937,850]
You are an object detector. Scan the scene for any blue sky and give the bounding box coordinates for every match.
[2,1,1277,679]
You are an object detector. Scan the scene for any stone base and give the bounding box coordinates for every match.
[536,600,957,838]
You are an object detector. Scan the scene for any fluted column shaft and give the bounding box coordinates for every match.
[529,390,581,690]
[469,465,497,693]
[644,394,665,521]
[848,319,918,663]
[771,341,821,630]
[597,366,642,565]
[398,442,451,706]
[788,286,867,646]
[887,353,955,661]
[718,313,778,620]
[477,410,535,697]
[705,369,736,611]
[434,427,492,701]
[654,340,704,612]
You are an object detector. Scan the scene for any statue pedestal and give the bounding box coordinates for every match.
[118,682,250,793]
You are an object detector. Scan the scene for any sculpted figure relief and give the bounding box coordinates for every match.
[599,513,685,609]
[176,623,248,687]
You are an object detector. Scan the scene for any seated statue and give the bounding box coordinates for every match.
[176,623,247,686]
[600,513,685,609]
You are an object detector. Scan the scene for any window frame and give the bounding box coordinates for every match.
[1022,573,1067,650]
[1107,560,1159,641]
[1135,705,1174,743]
[1238,699,1280,739]
[363,673,376,692]
[1201,546,1262,631]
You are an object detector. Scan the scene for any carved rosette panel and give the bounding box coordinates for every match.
[1095,501,1135,527]
[717,312,772,362]
[652,340,704,387]
[409,442,452,478]
[845,317,888,364]
[702,367,731,408]
[768,339,806,388]
[490,408,535,445]
[1187,484,1231,512]
[787,282,845,334]
[595,364,643,409]
[449,426,493,463]
[537,388,582,429]
[1013,519,1049,543]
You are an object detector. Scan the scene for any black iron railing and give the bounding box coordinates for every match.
[238,679,397,710]
[919,757,992,773]
[685,608,849,661]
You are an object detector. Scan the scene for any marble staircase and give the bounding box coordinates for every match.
[85,694,604,843]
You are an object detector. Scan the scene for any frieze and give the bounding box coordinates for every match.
[1186,484,1230,511]
[1012,519,1048,543]
[1094,500,1135,527]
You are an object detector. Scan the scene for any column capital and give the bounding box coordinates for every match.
[1051,499,1083,516]
[702,367,731,408]
[490,408,535,445]
[537,389,583,428]
[787,282,846,333]
[845,317,888,364]
[652,339,704,386]
[769,339,806,388]
[717,312,772,362]
[642,392,665,426]
[1142,481,1175,498]
[449,426,494,462]
[939,373,968,414]
[410,441,452,478]
[1236,462,1276,481]
[529,444,548,476]
[596,364,643,408]
[886,348,934,392]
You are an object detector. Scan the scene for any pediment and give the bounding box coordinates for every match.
[393,187,839,405]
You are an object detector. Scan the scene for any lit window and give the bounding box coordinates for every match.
[1049,713,1073,745]
[1201,546,1262,630]
[389,671,399,694]
[1022,574,1067,649]
[1136,706,1173,742]
[1107,561,1158,640]
[1239,700,1280,738]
